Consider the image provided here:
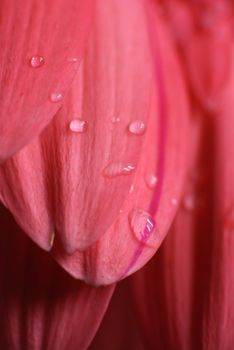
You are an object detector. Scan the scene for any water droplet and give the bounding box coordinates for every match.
[111,117,120,124]
[103,163,135,177]
[129,185,134,194]
[171,197,178,206]
[67,57,78,63]
[128,120,146,135]
[69,119,87,133]
[50,92,63,103]
[129,208,156,246]
[183,194,196,211]
[30,56,45,68]
[145,174,158,189]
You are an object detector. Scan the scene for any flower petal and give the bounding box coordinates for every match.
[129,49,234,349]
[0,204,114,350]
[90,279,144,350]
[165,0,233,111]
[0,0,153,252]
[52,3,190,285]
[0,0,93,161]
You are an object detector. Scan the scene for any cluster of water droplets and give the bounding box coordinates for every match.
[29,55,79,104]
[29,54,160,246]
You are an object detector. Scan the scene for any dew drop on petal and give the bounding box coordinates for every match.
[50,92,63,103]
[67,57,78,63]
[171,197,178,206]
[103,163,135,177]
[129,184,134,194]
[69,119,87,133]
[30,56,45,68]
[128,120,146,135]
[129,208,156,244]
[145,173,158,189]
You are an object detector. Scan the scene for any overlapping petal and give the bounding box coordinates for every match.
[0,0,93,162]
[52,2,190,285]
[164,0,233,110]
[0,1,190,285]
[0,204,114,350]
[129,42,234,350]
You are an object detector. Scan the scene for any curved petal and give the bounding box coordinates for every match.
[90,279,144,350]
[0,1,190,285]
[0,0,93,162]
[52,3,190,285]
[0,0,153,252]
[0,204,114,350]
[129,44,234,350]
[165,0,233,111]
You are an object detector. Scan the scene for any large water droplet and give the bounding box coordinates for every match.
[69,119,87,133]
[50,92,63,103]
[30,56,45,68]
[128,120,146,135]
[145,173,158,189]
[129,208,156,246]
[103,163,135,177]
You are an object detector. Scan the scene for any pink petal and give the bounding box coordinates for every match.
[0,0,154,252]
[165,0,233,111]
[129,47,234,349]
[0,0,93,162]
[90,279,144,350]
[52,3,190,285]
[0,203,114,350]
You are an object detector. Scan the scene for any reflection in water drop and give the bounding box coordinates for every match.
[69,119,87,133]
[103,163,135,177]
[50,92,63,103]
[128,120,146,135]
[30,56,45,68]
[129,208,155,244]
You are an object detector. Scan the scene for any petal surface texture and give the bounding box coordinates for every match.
[0,0,93,161]
[0,1,190,284]
[0,204,114,350]
[129,25,234,349]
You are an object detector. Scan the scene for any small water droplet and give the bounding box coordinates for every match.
[67,57,78,63]
[69,119,87,133]
[145,174,158,189]
[171,197,178,206]
[129,185,134,194]
[103,163,135,177]
[129,208,156,246]
[183,194,196,211]
[50,92,63,103]
[128,120,146,135]
[111,117,120,124]
[30,56,45,68]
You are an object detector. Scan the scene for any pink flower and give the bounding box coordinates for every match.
[1,0,234,349]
